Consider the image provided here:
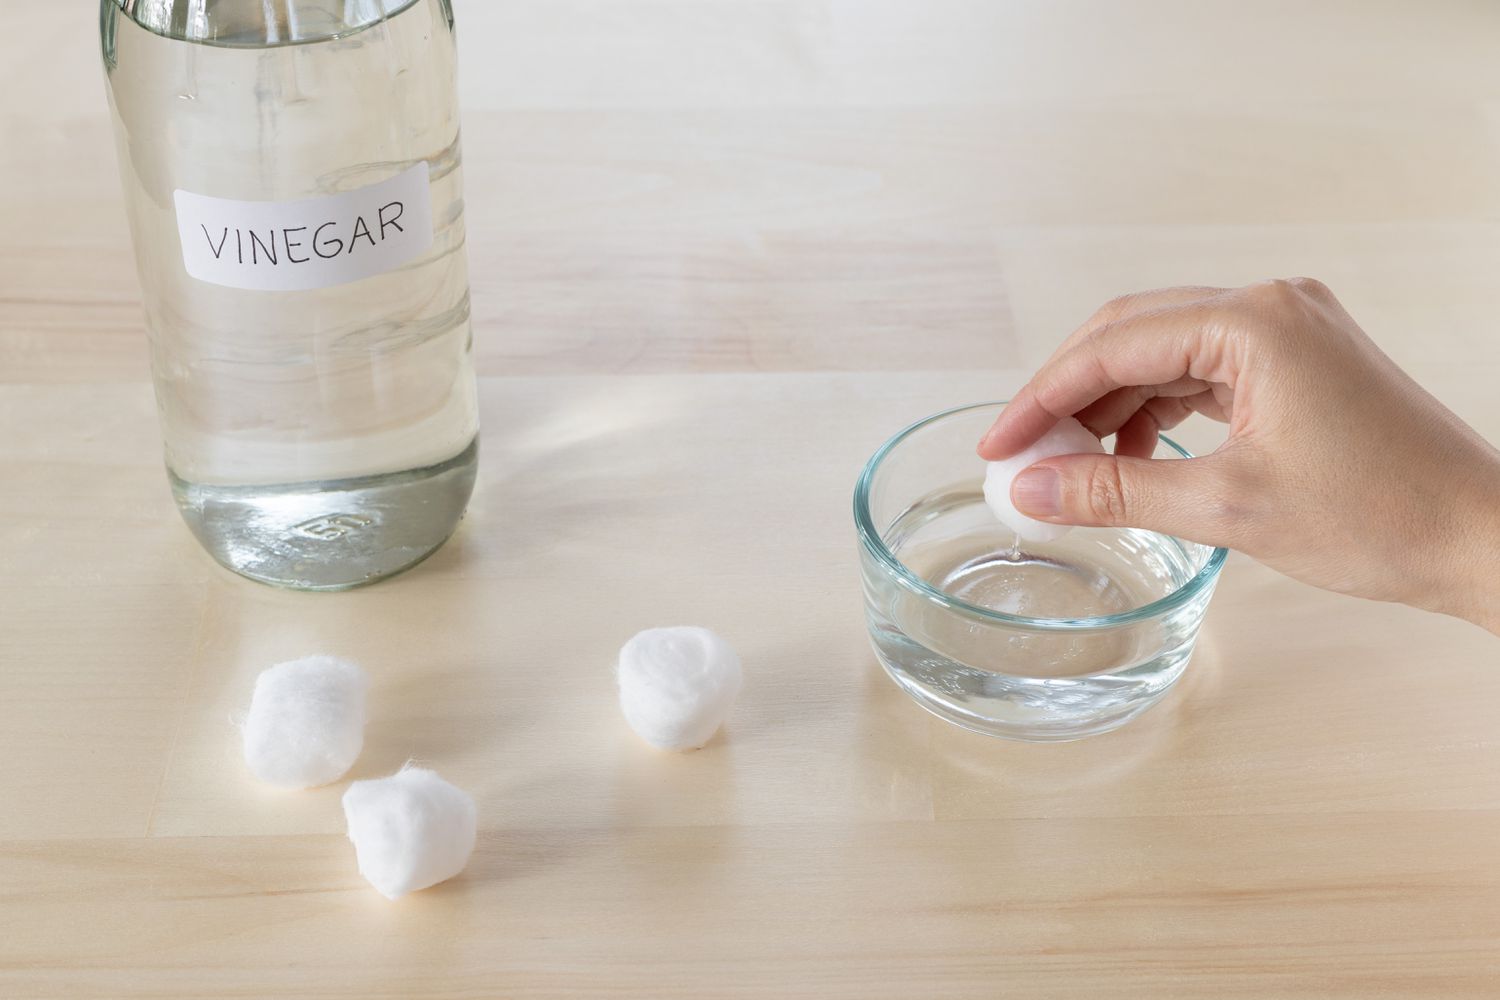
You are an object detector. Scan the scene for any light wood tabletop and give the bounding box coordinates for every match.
[4,1,1500,996]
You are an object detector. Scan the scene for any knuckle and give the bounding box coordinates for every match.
[1030,369,1070,411]
[1285,275,1332,300]
[1251,276,1333,310]
[1242,278,1337,359]
[1074,461,1131,524]
[1251,277,1300,308]
[1082,295,1134,331]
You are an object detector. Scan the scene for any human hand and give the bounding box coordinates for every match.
[976,279,1500,634]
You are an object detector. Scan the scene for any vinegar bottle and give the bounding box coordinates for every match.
[101,0,479,590]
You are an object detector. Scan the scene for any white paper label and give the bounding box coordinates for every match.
[173,163,433,291]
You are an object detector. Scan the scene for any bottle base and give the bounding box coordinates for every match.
[169,437,478,591]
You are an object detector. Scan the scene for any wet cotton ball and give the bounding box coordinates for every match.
[983,416,1105,543]
[617,626,742,751]
[242,655,367,789]
[342,767,477,900]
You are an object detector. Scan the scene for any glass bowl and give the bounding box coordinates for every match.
[853,401,1227,741]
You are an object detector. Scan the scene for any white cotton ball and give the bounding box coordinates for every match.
[983,416,1105,543]
[342,767,477,900]
[242,655,367,789]
[617,626,742,751]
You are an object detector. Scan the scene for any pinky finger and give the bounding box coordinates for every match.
[1183,388,1231,423]
[1143,394,1196,431]
[1113,396,1196,458]
[1113,407,1162,459]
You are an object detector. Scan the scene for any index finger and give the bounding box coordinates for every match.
[977,302,1229,460]
[1043,285,1227,370]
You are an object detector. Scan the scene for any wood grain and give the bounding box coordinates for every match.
[3,1,1500,996]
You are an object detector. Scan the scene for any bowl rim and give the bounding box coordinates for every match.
[853,400,1229,632]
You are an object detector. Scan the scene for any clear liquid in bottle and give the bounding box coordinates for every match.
[101,0,479,590]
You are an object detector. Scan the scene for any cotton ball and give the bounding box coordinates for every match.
[342,767,477,900]
[983,416,1106,543]
[242,655,367,789]
[617,626,742,751]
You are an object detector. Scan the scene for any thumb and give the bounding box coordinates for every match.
[1011,452,1239,546]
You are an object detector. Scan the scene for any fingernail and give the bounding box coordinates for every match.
[1012,466,1062,517]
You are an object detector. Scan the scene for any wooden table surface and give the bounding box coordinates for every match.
[4,2,1500,996]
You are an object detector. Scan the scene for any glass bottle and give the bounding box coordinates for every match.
[100,0,479,590]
